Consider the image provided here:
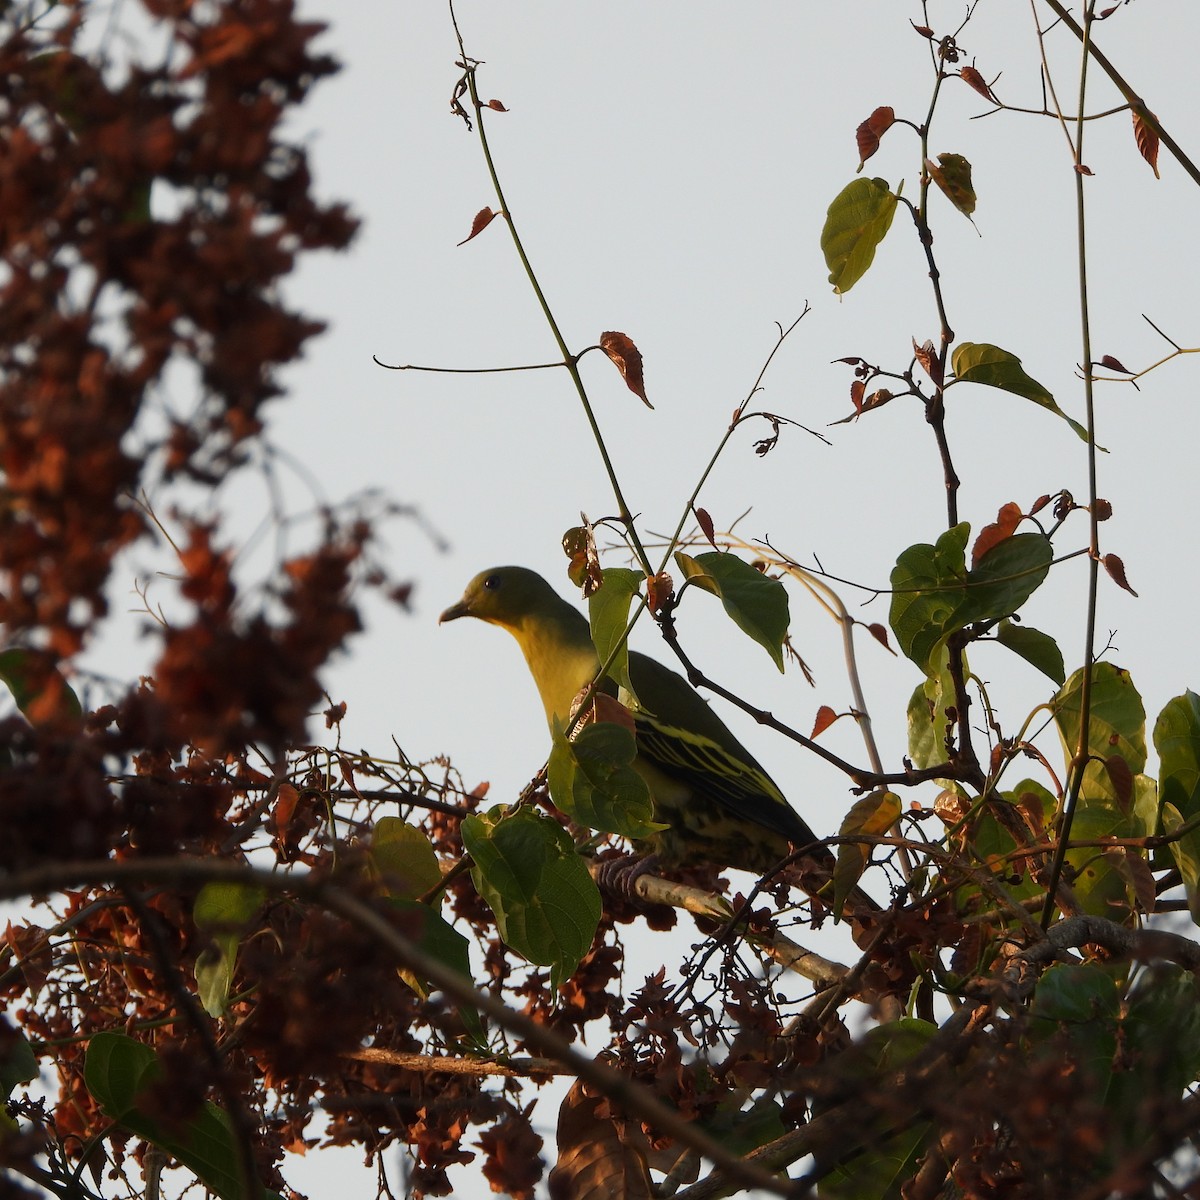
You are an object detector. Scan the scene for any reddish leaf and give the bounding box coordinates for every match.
[1099,354,1133,373]
[599,331,652,408]
[1104,754,1134,810]
[855,105,895,168]
[811,705,838,738]
[866,622,894,653]
[912,338,942,386]
[694,506,718,549]
[1075,164,1094,176]
[458,206,498,245]
[272,783,300,837]
[1102,553,1139,597]
[971,501,1023,566]
[959,66,994,102]
[1029,493,1052,516]
[1132,109,1161,179]
[547,1081,653,1200]
[850,378,866,413]
[911,22,935,38]
[1093,498,1113,522]
[485,99,508,111]
[646,572,673,614]
[863,387,894,412]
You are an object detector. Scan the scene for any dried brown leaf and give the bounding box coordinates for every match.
[646,572,673,614]
[564,523,603,595]
[912,338,942,386]
[486,98,508,111]
[971,501,1023,566]
[694,506,718,549]
[1105,845,1156,914]
[548,1082,654,1200]
[850,378,866,413]
[458,206,498,245]
[911,22,935,38]
[1093,498,1113,522]
[1099,354,1133,373]
[599,331,652,408]
[1102,552,1139,597]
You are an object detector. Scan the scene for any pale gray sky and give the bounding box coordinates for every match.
[81,2,1200,1195]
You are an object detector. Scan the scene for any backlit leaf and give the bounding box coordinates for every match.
[599,331,652,408]
[821,177,898,294]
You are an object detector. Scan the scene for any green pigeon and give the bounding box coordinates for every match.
[440,566,854,891]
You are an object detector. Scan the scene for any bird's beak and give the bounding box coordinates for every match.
[438,599,471,625]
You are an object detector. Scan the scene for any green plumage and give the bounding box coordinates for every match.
[440,566,831,875]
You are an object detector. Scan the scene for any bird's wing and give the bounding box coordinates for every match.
[626,651,822,850]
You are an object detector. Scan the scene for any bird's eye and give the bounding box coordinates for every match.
[483,574,501,591]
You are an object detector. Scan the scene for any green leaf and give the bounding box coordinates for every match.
[889,524,968,676]
[820,176,898,294]
[369,817,443,900]
[1030,964,1120,1097]
[905,647,958,770]
[674,550,790,672]
[85,1033,281,1200]
[1050,663,1147,802]
[1155,691,1200,820]
[461,807,602,991]
[951,342,1098,445]
[1162,804,1200,925]
[890,526,1052,676]
[1,1028,38,1098]
[193,883,265,1018]
[993,618,1065,685]
[588,567,642,700]
[1154,693,1200,921]
[0,647,82,725]
[388,899,485,1043]
[549,721,664,840]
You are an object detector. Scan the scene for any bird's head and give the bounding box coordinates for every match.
[439,566,562,632]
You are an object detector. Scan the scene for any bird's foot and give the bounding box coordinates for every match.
[595,852,662,902]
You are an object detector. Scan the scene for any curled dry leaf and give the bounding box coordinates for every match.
[1132,109,1161,178]
[959,65,995,102]
[971,501,1023,567]
[563,523,603,595]
[912,338,942,386]
[547,1081,654,1200]
[855,105,895,170]
[811,705,838,738]
[599,331,652,408]
[1102,552,1139,597]
[485,98,508,111]
[646,572,673,614]
[926,152,976,217]
[458,206,498,245]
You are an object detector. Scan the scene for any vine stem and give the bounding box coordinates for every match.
[1041,0,1101,929]
[448,10,652,574]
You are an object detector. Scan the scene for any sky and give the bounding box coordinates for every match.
[78,1,1200,1195]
